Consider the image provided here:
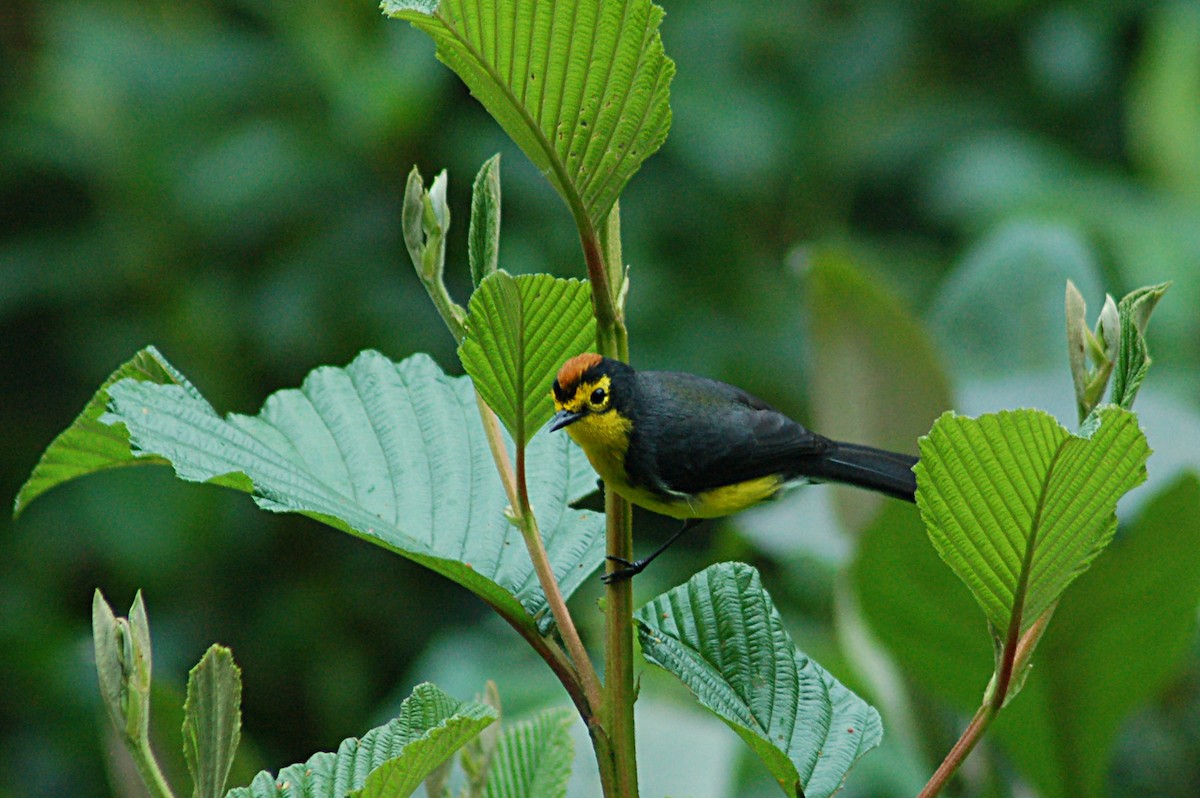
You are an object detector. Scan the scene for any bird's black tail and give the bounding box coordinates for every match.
[813,442,918,502]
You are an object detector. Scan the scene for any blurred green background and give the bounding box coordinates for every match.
[3,0,1199,796]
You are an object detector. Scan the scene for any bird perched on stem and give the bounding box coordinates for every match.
[550,353,918,582]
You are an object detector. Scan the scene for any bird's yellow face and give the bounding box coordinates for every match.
[550,355,633,479]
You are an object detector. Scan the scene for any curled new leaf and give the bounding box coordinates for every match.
[469,155,502,288]
[1110,282,1170,411]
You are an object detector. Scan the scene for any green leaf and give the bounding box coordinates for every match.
[915,406,1151,638]
[228,683,496,798]
[851,503,993,712]
[995,473,1200,798]
[14,346,192,517]
[855,475,1200,798]
[381,0,674,231]
[28,349,604,631]
[469,155,502,288]
[930,221,1105,377]
[1064,280,1120,422]
[636,563,882,798]
[483,707,574,798]
[403,167,466,342]
[92,589,155,744]
[1128,2,1200,198]
[184,645,242,798]
[1110,282,1170,412]
[805,249,949,529]
[458,272,596,446]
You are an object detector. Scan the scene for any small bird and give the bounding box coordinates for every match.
[550,353,918,582]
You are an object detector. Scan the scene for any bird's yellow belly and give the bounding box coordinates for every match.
[578,442,783,519]
[682,475,786,518]
[566,419,784,519]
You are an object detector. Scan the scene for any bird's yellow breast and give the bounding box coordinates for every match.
[564,412,633,484]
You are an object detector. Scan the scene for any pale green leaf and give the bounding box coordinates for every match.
[930,221,1105,377]
[1110,282,1169,411]
[470,155,502,288]
[92,589,154,744]
[27,349,604,630]
[381,0,674,230]
[636,563,882,798]
[458,272,596,446]
[14,346,192,517]
[805,249,948,529]
[1065,280,1091,418]
[184,646,242,798]
[228,683,495,798]
[915,406,1150,636]
[483,707,574,798]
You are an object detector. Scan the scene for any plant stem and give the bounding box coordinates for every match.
[918,605,1056,797]
[585,205,639,798]
[127,737,177,798]
[474,393,603,714]
[421,222,617,787]
[514,448,604,712]
[603,488,637,795]
[581,221,620,353]
[917,702,996,798]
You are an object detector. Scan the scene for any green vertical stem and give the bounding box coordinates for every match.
[603,487,636,796]
[473,392,614,790]
[582,205,638,798]
[419,214,617,790]
[110,731,175,798]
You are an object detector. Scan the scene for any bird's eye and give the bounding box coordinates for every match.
[590,387,607,406]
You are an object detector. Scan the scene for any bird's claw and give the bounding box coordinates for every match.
[602,555,647,584]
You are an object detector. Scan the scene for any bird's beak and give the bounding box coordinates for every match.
[550,409,584,431]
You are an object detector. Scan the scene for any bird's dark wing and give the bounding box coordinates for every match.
[625,371,831,496]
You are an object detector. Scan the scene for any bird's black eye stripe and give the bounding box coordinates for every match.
[590,387,607,405]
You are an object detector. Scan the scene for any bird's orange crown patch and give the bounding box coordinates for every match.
[555,353,604,393]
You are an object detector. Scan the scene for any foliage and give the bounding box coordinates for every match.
[637,563,881,798]
[915,406,1149,640]
[854,475,1200,798]
[4,0,1199,796]
[458,272,596,445]
[183,646,242,798]
[382,0,673,232]
[19,348,605,628]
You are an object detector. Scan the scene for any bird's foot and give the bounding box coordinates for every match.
[601,555,649,584]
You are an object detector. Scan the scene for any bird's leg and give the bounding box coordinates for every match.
[602,518,704,584]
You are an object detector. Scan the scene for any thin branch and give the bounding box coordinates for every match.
[472,392,603,714]
[918,600,1059,796]
[917,702,996,798]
